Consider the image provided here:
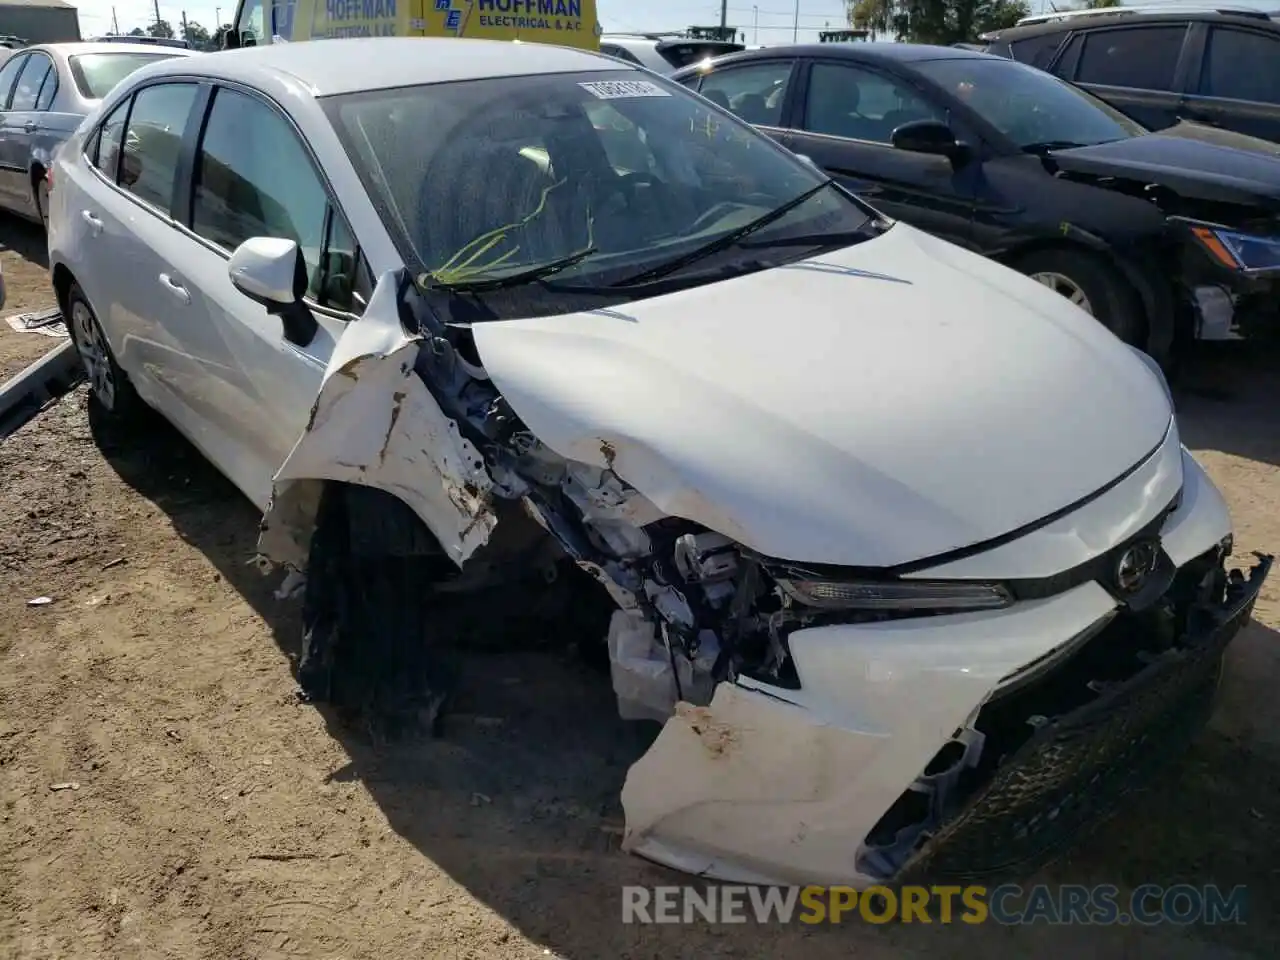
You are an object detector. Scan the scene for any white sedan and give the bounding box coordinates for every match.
[48,37,1270,887]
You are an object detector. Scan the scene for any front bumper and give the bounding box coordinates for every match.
[620,445,1271,887]
[898,551,1270,883]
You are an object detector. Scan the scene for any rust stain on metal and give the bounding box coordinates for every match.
[675,702,738,759]
[379,391,407,466]
[334,356,364,381]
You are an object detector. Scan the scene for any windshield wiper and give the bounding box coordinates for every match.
[738,222,886,249]
[1021,140,1089,154]
[607,179,838,288]
[422,246,598,293]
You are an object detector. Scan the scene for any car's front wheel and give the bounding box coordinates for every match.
[299,483,453,738]
[65,282,139,417]
[1013,248,1145,346]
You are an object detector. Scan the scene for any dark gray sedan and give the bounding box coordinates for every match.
[0,41,197,224]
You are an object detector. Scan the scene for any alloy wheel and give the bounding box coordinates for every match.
[1030,271,1094,316]
[69,301,116,410]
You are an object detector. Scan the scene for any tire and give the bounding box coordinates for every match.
[299,484,453,739]
[65,282,140,418]
[1012,248,1145,346]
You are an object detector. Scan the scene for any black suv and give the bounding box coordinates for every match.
[982,10,1280,143]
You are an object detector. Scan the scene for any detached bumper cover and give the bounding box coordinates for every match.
[901,552,1272,884]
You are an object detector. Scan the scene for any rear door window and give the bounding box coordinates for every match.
[34,61,58,110]
[119,82,199,212]
[0,53,27,107]
[696,60,794,126]
[9,53,52,111]
[1074,25,1187,90]
[1199,28,1280,105]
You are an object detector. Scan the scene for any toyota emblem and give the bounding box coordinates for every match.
[1115,540,1159,593]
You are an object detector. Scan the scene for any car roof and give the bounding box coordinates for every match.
[23,41,200,58]
[135,37,630,97]
[987,10,1280,40]
[670,40,1001,76]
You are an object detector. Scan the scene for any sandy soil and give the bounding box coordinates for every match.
[1,219,1278,959]
[0,220,59,382]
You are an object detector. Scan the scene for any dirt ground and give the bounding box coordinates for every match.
[0,221,62,382]
[1,216,1278,960]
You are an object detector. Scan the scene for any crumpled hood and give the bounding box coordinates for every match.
[471,223,1173,567]
[1051,125,1280,213]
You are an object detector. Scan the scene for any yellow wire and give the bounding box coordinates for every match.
[426,175,567,286]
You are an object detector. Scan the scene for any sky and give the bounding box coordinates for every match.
[68,0,1280,43]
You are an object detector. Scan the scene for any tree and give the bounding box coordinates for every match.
[127,26,145,36]
[211,23,233,49]
[1084,0,1122,7]
[848,0,1029,44]
[183,20,210,46]
[147,19,175,39]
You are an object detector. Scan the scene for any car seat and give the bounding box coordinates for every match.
[702,88,731,110]
[731,91,773,125]
[420,143,570,277]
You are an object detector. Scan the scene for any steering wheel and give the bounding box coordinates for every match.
[685,200,751,236]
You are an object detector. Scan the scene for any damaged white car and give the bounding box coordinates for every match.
[49,38,1271,887]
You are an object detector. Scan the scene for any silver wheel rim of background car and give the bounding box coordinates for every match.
[70,302,116,409]
[1030,271,1094,316]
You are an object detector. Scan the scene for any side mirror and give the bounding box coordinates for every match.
[890,119,969,163]
[228,236,317,347]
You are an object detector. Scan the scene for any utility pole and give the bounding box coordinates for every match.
[792,0,800,41]
[719,0,727,29]
[753,4,758,43]
[111,5,119,32]
[153,0,162,32]
[182,9,189,40]
[216,6,221,27]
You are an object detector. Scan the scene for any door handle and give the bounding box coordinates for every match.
[159,273,191,305]
[80,210,103,234]
[22,121,37,133]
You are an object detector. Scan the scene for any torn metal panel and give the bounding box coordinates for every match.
[620,682,888,887]
[257,271,496,569]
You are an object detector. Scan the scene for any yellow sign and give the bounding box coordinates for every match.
[269,0,601,50]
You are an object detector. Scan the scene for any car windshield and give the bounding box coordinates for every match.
[914,56,1147,151]
[322,70,875,319]
[69,52,178,99]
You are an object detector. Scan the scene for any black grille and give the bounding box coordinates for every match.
[897,555,1271,884]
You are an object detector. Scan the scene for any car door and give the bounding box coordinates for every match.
[76,81,206,434]
[786,59,979,249]
[158,83,371,507]
[1,50,56,216]
[1053,24,1192,131]
[682,58,798,146]
[0,52,36,209]
[1179,24,1280,143]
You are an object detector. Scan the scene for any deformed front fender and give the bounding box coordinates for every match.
[256,270,497,569]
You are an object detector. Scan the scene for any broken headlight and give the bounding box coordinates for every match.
[775,577,1013,612]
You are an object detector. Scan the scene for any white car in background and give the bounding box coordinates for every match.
[47,38,1270,887]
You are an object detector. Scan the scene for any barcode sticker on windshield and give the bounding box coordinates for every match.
[578,80,671,100]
